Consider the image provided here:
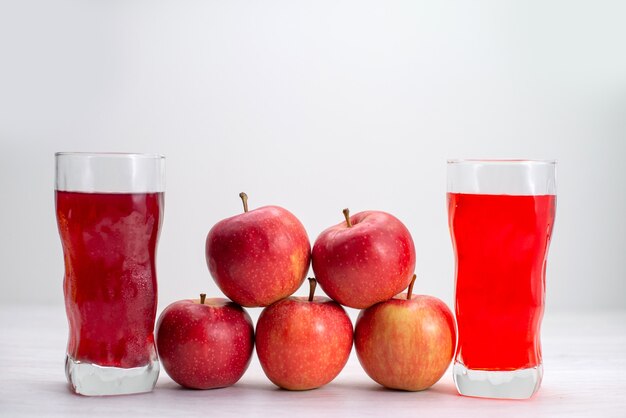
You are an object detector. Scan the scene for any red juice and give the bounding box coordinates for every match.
[448,193,555,371]
[56,191,163,368]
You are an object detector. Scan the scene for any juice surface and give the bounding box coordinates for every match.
[448,193,555,370]
[56,191,163,368]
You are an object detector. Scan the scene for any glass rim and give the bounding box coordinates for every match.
[447,158,556,165]
[55,152,165,160]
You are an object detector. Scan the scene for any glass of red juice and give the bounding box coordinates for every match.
[55,153,165,396]
[447,159,556,399]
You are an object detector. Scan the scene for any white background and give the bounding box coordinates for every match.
[1,0,625,313]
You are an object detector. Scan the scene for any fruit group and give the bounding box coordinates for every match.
[206,193,311,307]
[312,209,416,309]
[156,294,254,389]
[255,278,354,390]
[354,276,456,391]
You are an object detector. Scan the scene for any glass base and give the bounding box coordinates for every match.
[453,362,543,399]
[65,355,159,396]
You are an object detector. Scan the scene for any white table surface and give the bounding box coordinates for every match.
[1,306,625,417]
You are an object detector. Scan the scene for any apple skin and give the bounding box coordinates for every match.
[206,204,311,307]
[255,296,353,390]
[312,210,416,309]
[156,297,254,389]
[354,293,456,391]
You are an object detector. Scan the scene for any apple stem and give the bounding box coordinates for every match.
[239,192,249,213]
[343,208,352,227]
[200,293,207,305]
[308,278,317,302]
[406,274,417,300]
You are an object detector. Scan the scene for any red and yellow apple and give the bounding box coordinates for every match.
[354,276,456,391]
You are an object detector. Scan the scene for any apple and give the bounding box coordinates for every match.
[156,294,254,389]
[255,278,353,390]
[354,275,456,391]
[205,192,311,307]
[312,208,416,309]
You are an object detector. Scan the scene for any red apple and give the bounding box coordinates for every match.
[205,193,311,307]
[354,276,456,391]
[156,294,254,389]
[255,278,353,390]
[312,208,416,309]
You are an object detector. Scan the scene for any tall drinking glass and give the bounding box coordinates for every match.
[447,160,556,399]
[55,153,165,396]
